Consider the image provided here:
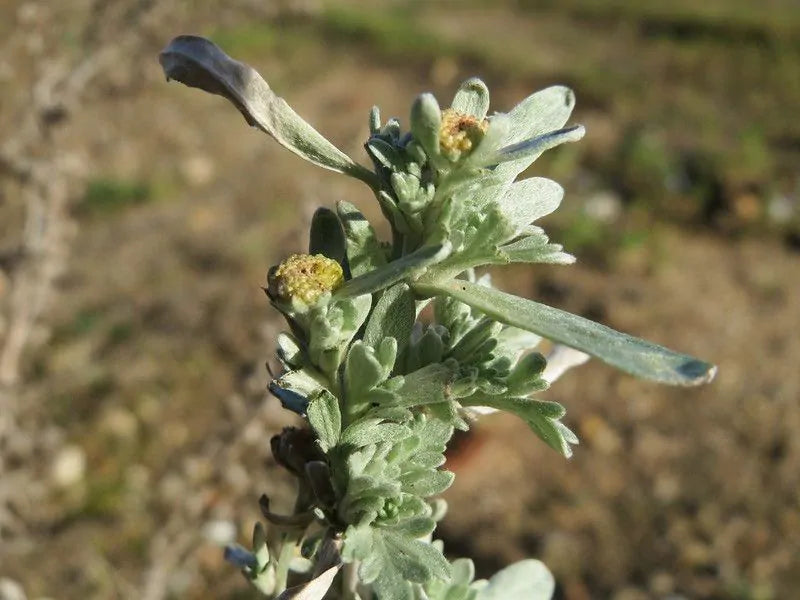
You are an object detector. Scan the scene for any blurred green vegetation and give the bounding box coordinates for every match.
[79,177,152,214]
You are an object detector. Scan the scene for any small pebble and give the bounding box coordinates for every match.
[202,519,237,546]
[50,445,86,488]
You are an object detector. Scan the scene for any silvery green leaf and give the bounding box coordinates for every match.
[478,560,554,600]
[408,451,446,470]
[491,125,585,167]
[383,531,451,582]
[451,77,490,120]
[277,332,306,368]
[506,352,549,395]
[359,550,384,584]
[373,555,413,600]
[399,469,455,497]
[251,565,278,596]
[451,559,476,587]
[376,337,399,374]
[335,242,452,298]
[417,279,717,386]
[499,235,576,265]
[364,406,413,422]
[392,364,456,408]
[410,327,446,370]
[346,475,401,501]
[496,85,576,179]
[506,86,576,141]
[309,207,346,265]
[252,522,270,568]
[342,523,375,561]
[386,516,436,538]
[496,178,564,235]
[429,498,448,522]
[464,395,575,457]
[276,368,328,398]
[306,390,341,452]
[369,105,381,134]
[449,318,503,362]
[410,93,442,162]
[337,200,387,278]
[340,420,411,448]
[382,117,402,140]
[363,283,416,354]
[427,400,470,432]
[345,342,387,397]
[159,36,377,187]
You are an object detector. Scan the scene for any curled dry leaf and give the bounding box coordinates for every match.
[159,35,377,187]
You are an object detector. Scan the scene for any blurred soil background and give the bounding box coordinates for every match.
[1,0,799,598]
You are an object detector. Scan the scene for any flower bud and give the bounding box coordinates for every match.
[269,253,344,305]
[439,108,489,161]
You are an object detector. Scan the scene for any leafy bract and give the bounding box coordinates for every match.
[337,201,387,278]
[306,390,341,452]
[363,284,416,355]
[451,77,490,120]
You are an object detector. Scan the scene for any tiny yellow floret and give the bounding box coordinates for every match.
[271,254,344,304]
[439,108,489,160]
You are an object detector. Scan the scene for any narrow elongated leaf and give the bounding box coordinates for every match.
[159,36,376,186]
[451,77,490,120]
[363,284,416,354]
[335,242,451,298]
[410,93,442,161]
[416,280,716,386]
[309,207,346,264]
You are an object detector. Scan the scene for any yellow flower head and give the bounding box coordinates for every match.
[270,254,344,305]
[439,108,489,161]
